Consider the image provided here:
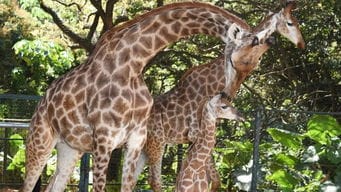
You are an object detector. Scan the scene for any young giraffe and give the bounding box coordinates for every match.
[176,92,244,192]
[21,2,268,192]
[135,1,305,191]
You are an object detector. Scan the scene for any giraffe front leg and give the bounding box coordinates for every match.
[121,126,147,191]
[21,123,57,192]
[44,141,83,192]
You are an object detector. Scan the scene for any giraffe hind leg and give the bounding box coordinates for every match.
[44,141,83,192]
[145,139,165,192]
[121,126,147,191]
[21,123,57,192]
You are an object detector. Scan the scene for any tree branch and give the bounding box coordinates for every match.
[40,1,94,52]
[87,13,100,41]
[104,0,118,30]
[242,82,273,107]
[90,0,106,25]
[52,0,83,12]
[156,0,164,7]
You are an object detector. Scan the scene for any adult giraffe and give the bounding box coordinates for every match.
[135,1,305,191]
[21,2,268,192]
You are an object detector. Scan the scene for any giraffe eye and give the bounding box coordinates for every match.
[221,105,228,109]
[287,22,293,26]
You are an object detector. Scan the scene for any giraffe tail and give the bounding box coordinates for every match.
[133,149,147,181]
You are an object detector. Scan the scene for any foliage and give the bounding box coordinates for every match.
[305,115,341,145]
[18,0,50,21]
[267,128,303,150]
[12,39,75,95]
[7,134,25,174]
[0,0,34,93]
[263,115,341,191]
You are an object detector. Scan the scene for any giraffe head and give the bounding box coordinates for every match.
[276,0,305,48]
[226,24,273,73]
[207,92,244,121]
[255,0,305,49]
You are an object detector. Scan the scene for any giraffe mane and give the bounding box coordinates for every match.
[105,2,251,35]
[196,97,211,129]
[177,55,224,84]
[253,12,276,33]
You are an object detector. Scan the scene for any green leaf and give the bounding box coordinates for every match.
[9,134,23,148]
[305,115,341,145]
[267,169,298,190]
[267,128,302,150]
[222,140,253,168]
[275,153,298,168]
[325,138,341,164]
[7,148,25,172]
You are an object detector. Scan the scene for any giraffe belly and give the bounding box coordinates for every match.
[60,124,93,152]
[165,124,191,144]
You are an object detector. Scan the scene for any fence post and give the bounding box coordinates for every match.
[2,127,9,183]
[251,106,263,192]
[79,153,90,192]
[177,144,184,173]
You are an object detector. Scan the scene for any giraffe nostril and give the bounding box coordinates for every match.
[252,37,259,46]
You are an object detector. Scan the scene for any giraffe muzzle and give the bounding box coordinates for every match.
[236,112,245,122]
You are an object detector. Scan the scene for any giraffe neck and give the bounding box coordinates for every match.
[224,57,237,97]
[206,101,218,123]
[90,2,251,76]
[197,99,217,137]
[254,12,279,41]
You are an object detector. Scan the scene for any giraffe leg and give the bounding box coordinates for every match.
[121,127,147,191]
[145,138,165,192]
[44,141,83,192]
[207,156,221,192]
[21,123,57,192]
[92,143,113,192]
[133,149,147,182]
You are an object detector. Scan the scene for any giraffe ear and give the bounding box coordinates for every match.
[227,23,242,44]
[282,0,296,12]
[209,94,221,105]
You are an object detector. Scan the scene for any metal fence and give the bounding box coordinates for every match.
[0,94,40,190]
[0,94,340,191]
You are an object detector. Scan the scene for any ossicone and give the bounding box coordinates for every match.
[282,0,297,11]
